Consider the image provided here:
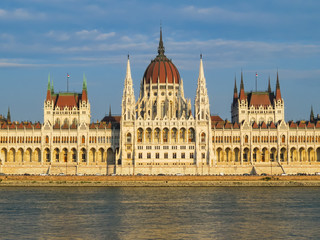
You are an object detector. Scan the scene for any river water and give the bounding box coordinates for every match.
[0,187,319,239]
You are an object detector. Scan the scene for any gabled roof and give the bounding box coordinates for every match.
[261,122,267,129]
[269,121,277,129]
[316,121,320,128]
[233,122,240,129]
[252,122,259,129]
[307,122,314,129]
[289,121,297,129]
[298,121,306,128]
[224,122,232,129]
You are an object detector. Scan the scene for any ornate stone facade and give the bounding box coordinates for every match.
[1,29,320,175]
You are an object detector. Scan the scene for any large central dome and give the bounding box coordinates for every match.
[143,29,180,84]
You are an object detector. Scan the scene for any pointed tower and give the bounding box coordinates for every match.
[233,76,238,104]
[194,54,212,167]
[121,55,136,121]
[268,76,271,93]
[195,54,210,121]
[7,107,11,123]
[275,71,281,101]
[310,105,315,122]
[82,74,88,102]
[274,70,284,122]
[239,71,246,101]
[120,55,136,169]
[46,74,51,101]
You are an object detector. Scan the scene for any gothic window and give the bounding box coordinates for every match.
[188,128,195,142]
[171,128,177,143]
[137,128,143,143]
[180,128,186,142]
[201,132,206,143]
[154,128,160,143]
[146,128,152,143]
[163,128,169,143]
[82,135,85,144]
[126,133,132,144]
[45,135,49,144]
[282,135,285,143]
[244,135,249,144]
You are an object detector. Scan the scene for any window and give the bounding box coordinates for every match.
[82,135,85,144]
[164,153,168,159]
[45,136,49,144]
[147,153,151,159]
[202,153,205,159]
[201,132,206,143]
[156,153,159,159]
[188,128,195,142]
[138,153,143,159]
[173,153,176,159]
[127,153,131,159]
[126,133,132,143]
[181,153,185,159]
[190,152,194,159]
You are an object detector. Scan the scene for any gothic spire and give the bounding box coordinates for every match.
[268,75,271,93]
[158,26,165,56]
[310,105,314,122]
[109,104,112,117]
[233,76,238,101]
[239,71,246,101]
[275,70,282,101]
[7,107,11,123]
[83,73,87,91]
[195,55,210,120]
[47,74,51,90]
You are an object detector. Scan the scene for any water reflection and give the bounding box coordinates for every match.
[0,187,319,239]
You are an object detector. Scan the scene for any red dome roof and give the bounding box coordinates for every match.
[143,28,180,85]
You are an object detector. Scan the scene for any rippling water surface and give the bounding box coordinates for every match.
[0,187,320,239]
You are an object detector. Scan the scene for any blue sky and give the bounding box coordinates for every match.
[0,0,320,122]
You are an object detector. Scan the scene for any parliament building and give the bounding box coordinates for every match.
[1,29,320,175]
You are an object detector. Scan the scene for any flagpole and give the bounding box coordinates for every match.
[255,72,257,92]
[67,73,69,92]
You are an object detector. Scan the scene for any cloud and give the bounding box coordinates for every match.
[180,5,275,24]
[46,31,70,41]
[75,29,115,41]
[0,8,46,20]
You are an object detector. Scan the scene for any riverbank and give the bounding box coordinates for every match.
[1,175,320,187]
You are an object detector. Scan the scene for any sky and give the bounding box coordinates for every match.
[0,0,320,123]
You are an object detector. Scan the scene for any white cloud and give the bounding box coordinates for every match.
[0,8,46,20]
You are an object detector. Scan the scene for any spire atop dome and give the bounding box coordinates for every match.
[158,26,165,56]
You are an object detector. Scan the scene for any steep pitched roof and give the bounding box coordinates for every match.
[247,92,272,107]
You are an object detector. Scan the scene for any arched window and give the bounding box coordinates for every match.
[137,128,143,143]
[82,135,85,144]
[171,128,177,143]
[146,128,152,143]
[126,133,132,144]
[245,135,249,143]
[188,128,195,142]
[45,135,49,144]
[201,132,206,143]
[282,135,285,143]
[163,128,169,143]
